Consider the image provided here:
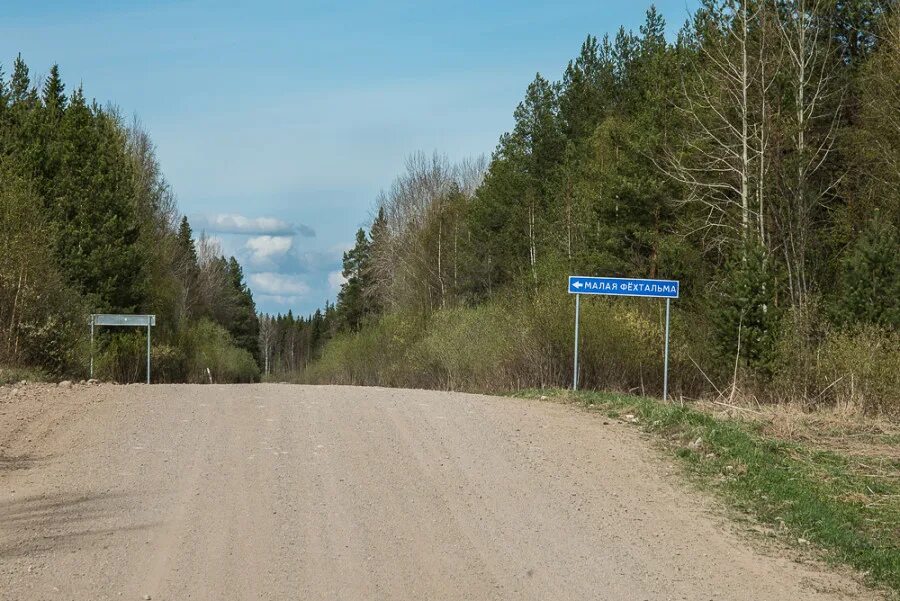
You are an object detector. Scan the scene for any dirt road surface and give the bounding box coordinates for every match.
[0,384,877,600]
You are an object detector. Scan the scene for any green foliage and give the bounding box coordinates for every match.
[94,332,148,383]
[303,288,706,398]
[815,326,900,415]
[223,257,260,362]
[0,56,260,380]
[0,161,86,374]
[93,319,260,384]
[336,228,374,331]
[177,319,260,383]
[837,215,900,327]
[0,366,51,385]
[711,242,781,376]
[303,311,423,386]
[774,302,899,415]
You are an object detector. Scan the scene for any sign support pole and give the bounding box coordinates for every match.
[573,293,580,391]
[89,316,95,379]
[663,298,670,402]
[146,324,151,384]
[567,276,679,400]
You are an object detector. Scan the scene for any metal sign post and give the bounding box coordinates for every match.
[573,293,581,391]
[89,314,157,384]
[568,276,680,401]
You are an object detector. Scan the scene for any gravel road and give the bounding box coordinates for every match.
[0,384,877,600]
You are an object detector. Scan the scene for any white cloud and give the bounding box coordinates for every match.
[245,235,293,264]
[193,213,314,237]
[248,272,311,297]
[328,270,347,293]
[256,294,304,306]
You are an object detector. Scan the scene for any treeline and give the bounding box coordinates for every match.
[257,305,336,377]
[0,56,260,382]
[311,1,898,413]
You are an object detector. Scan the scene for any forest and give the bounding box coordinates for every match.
[263,0,899,414]
[0,56,260,383]
[1,1,897,408]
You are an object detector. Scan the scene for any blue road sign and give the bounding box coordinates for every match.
[568,276,679,298]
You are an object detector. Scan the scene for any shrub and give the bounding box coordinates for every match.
[304,287,711,399]
[837,215,900,327]
[94,331,147,383]
[93,319,259,383]
[306,312,425,387]
[774,303,899,415]
[416,303,523,391]
[816,326,900,415]
[178,319,260,383]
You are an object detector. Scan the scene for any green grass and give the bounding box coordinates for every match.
[517,389,900,596]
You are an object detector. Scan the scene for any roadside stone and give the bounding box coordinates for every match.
[87,379,100,386]
[58,381,72,389]
[688,437,703,450]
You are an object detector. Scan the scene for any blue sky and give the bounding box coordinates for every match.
[1,0,698,315]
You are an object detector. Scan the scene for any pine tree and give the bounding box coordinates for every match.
[10,54,33,105]
[559,35,615,142]
[336,228,373,331]
[0,65,9,114]
[49,89,145,311]
[471,73,565,290]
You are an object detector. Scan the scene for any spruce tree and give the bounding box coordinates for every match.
[837,215,900,327]
[177,216,199,267]
[713,242,781,376]
[41,64,66,114]
[225,257,260,362]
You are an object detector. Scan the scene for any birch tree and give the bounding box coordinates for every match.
[666,0,778,252]
[772,0,844,306]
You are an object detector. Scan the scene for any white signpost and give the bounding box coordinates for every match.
[89,314,156,384]
[568,276,679,400]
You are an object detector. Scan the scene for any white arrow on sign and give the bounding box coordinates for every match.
[572,281,584,289]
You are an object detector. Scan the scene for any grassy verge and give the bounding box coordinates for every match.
[517,389,900,595]
[0,366,51,386]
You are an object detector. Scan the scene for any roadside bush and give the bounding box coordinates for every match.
[415,303,523,391]
[94,332,147,383]
[0,366,51,385]
[94,319,259,383]
[304,286,712,398]
[773,304,899,415]
[815,326,899,415]
[305,312,425,386]
[178,319,259,383]
[151,343,187,383]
